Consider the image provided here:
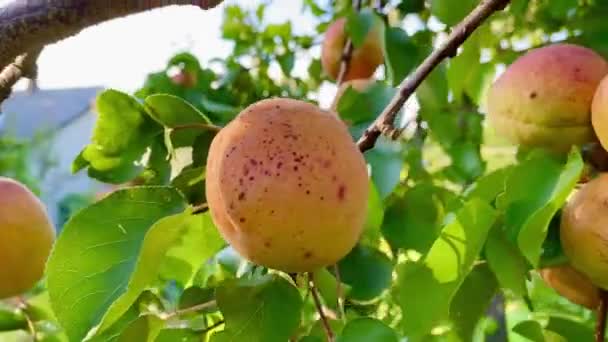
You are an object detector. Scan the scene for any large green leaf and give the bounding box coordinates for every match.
[545,316,594,341]
[160,212,226,285]
[346,8,382,48]
[212,274,302,342]
[364,138,403,199]
[0,307,26,332]
[431,0,478,26]
[336,82,396,125]
[397,198,497,338]
[336,318,399,342]
[75,89,162,183]
[46,187,185,341]
[502,149,583,266]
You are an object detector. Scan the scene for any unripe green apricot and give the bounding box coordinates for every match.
[205,98,369,272]
[561,174,608,290]
[0,177,55,298]
[487,44,608,152]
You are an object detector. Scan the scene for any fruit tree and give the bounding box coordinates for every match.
[4,0,608,341]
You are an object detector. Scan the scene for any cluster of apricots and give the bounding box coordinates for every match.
[487,43,608,310]
[204,18,388,272]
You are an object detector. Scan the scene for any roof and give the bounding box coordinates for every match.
[0,86,103,138]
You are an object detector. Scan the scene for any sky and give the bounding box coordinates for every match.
[3,0,320,94]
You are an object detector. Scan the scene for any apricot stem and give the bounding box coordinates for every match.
[596,290,608,342]
[172,123,222,133]
[17,297,37,341]
[309,272,335,342]
[162,300,217,320]
[334,0,363,87]
[333,264,346,321]
[357,0,511,152]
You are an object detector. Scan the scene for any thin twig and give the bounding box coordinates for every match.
[162,300,217,320]
[333,264,346,321]
[172,123,222,132]
[309,272,334,342]
[334,0,364,87]
[192,203,209,214]
[17,297,37,341]
[203,320,225,333]
[356,0,511,152]
[596,290,608,342]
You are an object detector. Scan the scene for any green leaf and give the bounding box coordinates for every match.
[46,187,185,341]
[144,94,214,148]
[144,94,210,127]
[361,181,384,246]
[503,149,583,266]
[170,166,206,206]
[512,320,545,342]
[213,274,302,342]
[156,328,204,342]
[336,82,396,125]
[447,34,480,103]
[117,315,163,342]
[384,27,419,86]
[431,0,478,26]
[485,227,529,296]
[545,316,594,341]
[337,244,393,301]
[313,268,350,311]
[398,0,425,14]
[278,52,295,76]
[0,307,26,332]
[416,65,449,113]
[364,138,403,199]
[346,9,380,48]
[463,166,513,203]
[336,318,399,342]
[449,264,498,341]
[397,198,497,338]
[161,212,226,285]
[303,0,326,16]
[382,183,445,253]
[77,89,162,183]
[264,22,292,41]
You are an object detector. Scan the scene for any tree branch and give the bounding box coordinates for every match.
[356,0,511,152]
[596,290,608,342]
[0,1,224,71]
[334,0,363,86]
[0,46,43,107]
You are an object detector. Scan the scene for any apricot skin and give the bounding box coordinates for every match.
[205,98,369,273]
[539,265,600,309]
[487,44,608,152]
[561,174,608,290]
[592,75,608,151]
[0,177,55,299]
[321,19,384,82]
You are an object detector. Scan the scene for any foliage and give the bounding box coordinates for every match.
[5,0,608,341]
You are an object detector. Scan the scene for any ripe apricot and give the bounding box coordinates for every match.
[592,75,608,151]
[561,173,608,289]
[205,98,369,272]
[321,18,384,82]
[539,265,600,309]
[487,44,608,152]
[0,177,55,298]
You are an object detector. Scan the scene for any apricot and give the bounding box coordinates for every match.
[205,98,369,272]
[592,75,608,151]
[487,44,608,152]
[0,177,55,298]
[539,265,600,309]
[171,71,197,88]
[330,78,375,112]
[321,18,384,82]
[561,173,608,289]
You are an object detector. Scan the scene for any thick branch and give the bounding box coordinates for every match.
[356,0,511,152]
[334,0,363,86]
[597,290,608,342]
[0,1,224,70]
[0,46,43,105]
